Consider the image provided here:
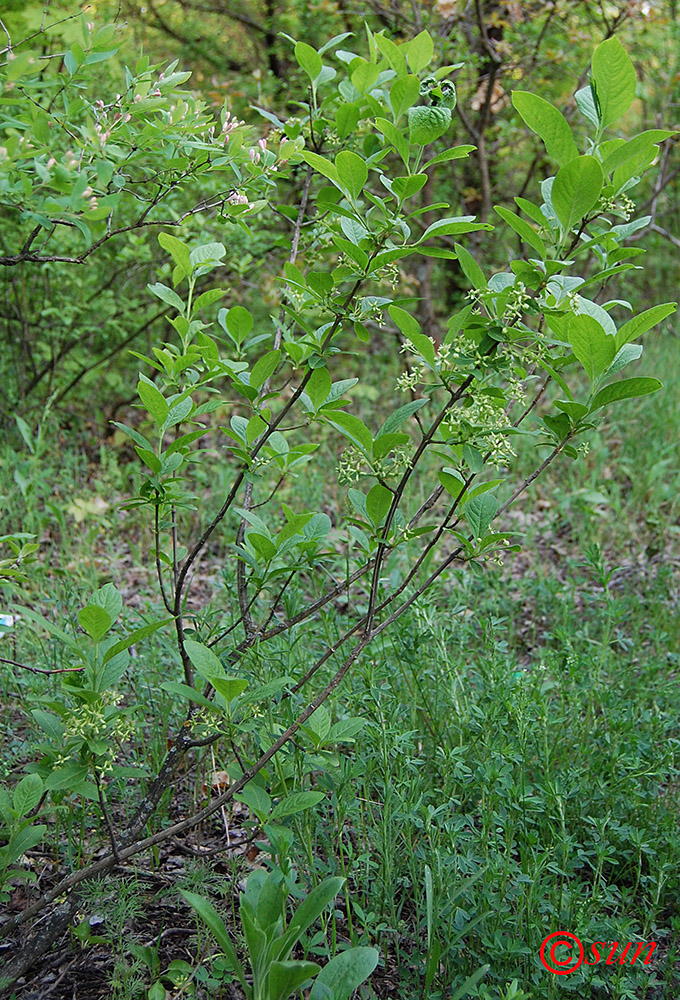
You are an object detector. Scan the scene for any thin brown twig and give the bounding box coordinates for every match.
[0,656,84,675]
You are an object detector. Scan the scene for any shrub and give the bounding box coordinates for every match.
[0,21,676,993]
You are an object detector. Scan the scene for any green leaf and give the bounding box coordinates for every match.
[551,155,603,232]
[340,217,368,244]
[388,304,420,338]
[189,243,226,267]
[374,32,407,74]
[450,964,491,1000]
[614,302,677,351]
[392,174,428,200]
[515,196,549,227]
[111,422,153,451]
[376,398,428,436]
[567,315,616,382]
[405,30,434,74]
[273,877,345,961]
[606,343,642,376]
[5,824,47,862]
[335,151,368,202]
[591,36,636,129]
[366,483,393,526]
[137,380,168,427]
[464,494,498,538]
[336,102,362,139]
[419,217,492,241]
[308,948,379,1000]
[306,367,332,411]
[408,105,452,145]
[511,92,578,167]
[160,681,215,709]
[270,961,321,1000]
[575,84,600,127]
[158,232,191,278]
[325,412,373,458]
[270,790,325,821]
[590,377,662,411]
[351,60,380,93]
[6,50,36,81]
[44,762,90,791]
[184,639,225,682]
[212,676,249,702]
[13,774,43,818]
[422,145,476,169]
[301,151,340,186]
[250,349,280,390]
[493,205,545,259]
[91,583,122,622]
[295,41,322,82]
[454,243,486,289]
[136,447,160,473]
[602,130,676,177]
[194,288,224,311]
[147,282,184,313]
[372,432,408,461]
[234,783,272,822]
[438,469,465,499]
[180,891,247,989]
[328,718,366,745]
[407,331,438,367]
[31,709,64,741]
[220,305,253,345]
[463,444,485,474]
[374,117,410,166]
[241,908,268,973]
[554,399,588,422]
[78,605,113,642]
[390,75,420,120]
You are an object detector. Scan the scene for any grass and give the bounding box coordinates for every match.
[0,330,679,999]
[304,567,680,997]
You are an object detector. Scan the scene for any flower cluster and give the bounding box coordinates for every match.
[227,191,250,206]
[222,109,245,144]
[337,445,411,485]
[443,391,516,465]
[60,693,133,773]
[337,447,364,484]
[599,192,636,220]
[396,368,423,392]
[374,262,401,289]
[249,137,268,163]
[502,282,532,329]
[396,335,483,393]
